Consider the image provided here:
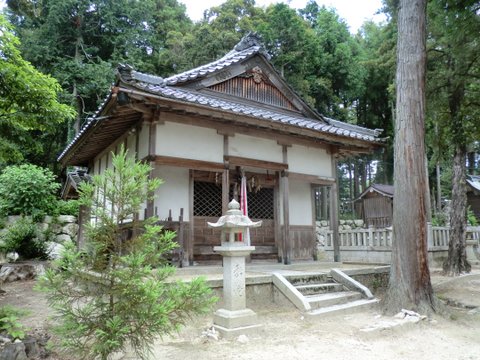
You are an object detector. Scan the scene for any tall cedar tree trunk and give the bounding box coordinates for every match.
[443,144,471,275]
[384,0,435,313]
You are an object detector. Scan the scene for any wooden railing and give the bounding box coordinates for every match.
[323,224,480,251]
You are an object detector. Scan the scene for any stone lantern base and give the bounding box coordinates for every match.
[212,244,262,339]
[213,308,261,339]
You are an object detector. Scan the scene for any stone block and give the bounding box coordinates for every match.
[49,223,62,235]
[213,308,258,329]
[57,215,77,224]
[43,215,53,224]
[23,336,39,358]
[46,241,68,260]
[55,234,72,243]
[6,215,23,225]
[0,263,45,283]
[354,219,365,227]
[0,342,27,360]
[62,223,79,237]
[36,223,49,232]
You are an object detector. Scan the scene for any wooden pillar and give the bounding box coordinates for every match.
[282,145,291,265]
[146,117,157,218]
[188,169,195,265]
[311,184,318,261]
[274,171,282,263]
[222,135,230,214]
[330,156,340,262]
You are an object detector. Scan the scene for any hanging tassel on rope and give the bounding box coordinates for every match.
[240,170,250,246]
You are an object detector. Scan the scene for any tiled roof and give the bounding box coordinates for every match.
[164,46,262,85]
[130,81,382,142]
[467,175,480,192]
[58,33,384,164]
[356,184,394,200]
[57,94,112,162]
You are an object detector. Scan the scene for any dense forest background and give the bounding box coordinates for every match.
[1,0,478,218]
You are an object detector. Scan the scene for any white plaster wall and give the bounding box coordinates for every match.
[126,133,136,159]
[137,123,149,160]
[229,134,283,163]
[106,151,113,170]
[288,145,331,177]
[289,179,313,226]
[153,165,190,221]
[156,122,223,163]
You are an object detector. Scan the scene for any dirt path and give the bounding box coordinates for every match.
[124,303,480,360]
[1,272,480,360]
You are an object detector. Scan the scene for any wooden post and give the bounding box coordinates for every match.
[282,145,291,265]
[427,222,433,250]
[311,184,318,261]
[178,208,186,267]
[188,169,195,265]
[222,135,230,214]
[274,171,282,263]
[146,119,157,218]
[330,156,340,262]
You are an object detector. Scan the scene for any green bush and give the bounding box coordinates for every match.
[56,199,80,217]
[0,306,28,340]
[40,147,216,360]
[0,164,60,221]
[467,207,478,226]
[0,217,47,259]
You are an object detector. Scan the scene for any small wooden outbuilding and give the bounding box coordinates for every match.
[355,184,394,228]
[467,175,480,221]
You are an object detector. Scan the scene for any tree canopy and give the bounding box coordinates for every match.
[2,0,478,234]
[0,14,75,167]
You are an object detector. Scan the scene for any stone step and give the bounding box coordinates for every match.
[306,298,380,317]
[295,283,345,296]
[284,273,330,286]
[306,291,363,309]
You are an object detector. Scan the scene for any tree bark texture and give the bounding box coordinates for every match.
[384,0,435,313]
[443,144,471,275]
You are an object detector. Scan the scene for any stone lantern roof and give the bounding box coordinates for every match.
[207,199,262,231]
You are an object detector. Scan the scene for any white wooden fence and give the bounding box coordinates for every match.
[324,224,480,252]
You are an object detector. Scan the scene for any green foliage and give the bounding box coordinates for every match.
[55,200,80,217]
[0,217,47,259]
[39,147,216,360]
[0,14,75,166]
[431,212,448,226]
[0,306,28,340]
[467,207,478,226]
[0,164,60,220]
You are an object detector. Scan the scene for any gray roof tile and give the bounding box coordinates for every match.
[59,34,384,163]
[128,83,382,142]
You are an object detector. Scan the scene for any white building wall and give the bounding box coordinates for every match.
[228,134,283,163]
[288,144,331,177]
[289,179,313,226]
[126,132,136,159]
[156,122,223,163]
[152,165,190,221]
[137,123,149,160]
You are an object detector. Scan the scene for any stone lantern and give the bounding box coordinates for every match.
[208,199,262,338]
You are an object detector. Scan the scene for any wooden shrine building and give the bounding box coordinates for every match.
[354,184,394,228]
[58,33,384,265]
[467,175,480,221]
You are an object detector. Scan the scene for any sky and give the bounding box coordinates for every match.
[179,0,387,33]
